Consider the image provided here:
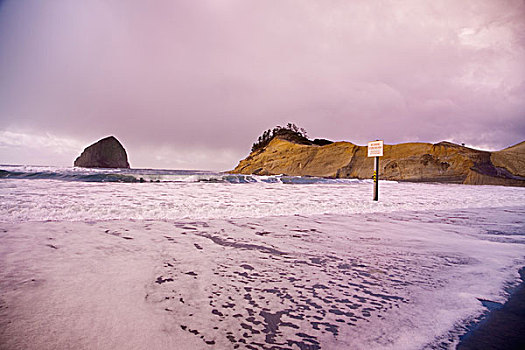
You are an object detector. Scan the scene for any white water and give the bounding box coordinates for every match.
[0,178,524,349]
[0,179,524,222]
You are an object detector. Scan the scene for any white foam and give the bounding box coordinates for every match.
[0,208,523,349]
[1,177,525,349]
[0,179,524,222]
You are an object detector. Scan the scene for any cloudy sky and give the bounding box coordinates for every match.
[0,0,524,170]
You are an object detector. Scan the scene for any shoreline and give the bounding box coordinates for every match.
[457,267,525,349]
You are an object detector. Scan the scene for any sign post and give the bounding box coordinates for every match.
[367,140,383,201]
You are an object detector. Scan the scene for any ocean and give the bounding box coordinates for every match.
[0,165,364,184]
[1,165,524,349]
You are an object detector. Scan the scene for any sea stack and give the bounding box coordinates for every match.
[74,136,130,168]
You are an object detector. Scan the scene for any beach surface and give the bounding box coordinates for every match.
[1,207,524,349]
[1,176,524,349]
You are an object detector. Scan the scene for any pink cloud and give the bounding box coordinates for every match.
[0,0,523,169]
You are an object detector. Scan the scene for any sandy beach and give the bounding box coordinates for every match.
[1,202,524,349]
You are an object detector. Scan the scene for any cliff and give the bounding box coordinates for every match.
[232,138,525,186]
[74,136,130,168]
[490,141,525,178]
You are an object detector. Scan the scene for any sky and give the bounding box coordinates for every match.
[0,0,524,170]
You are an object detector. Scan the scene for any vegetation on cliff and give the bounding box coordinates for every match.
[251,123,333,152]
[251,123,309,152]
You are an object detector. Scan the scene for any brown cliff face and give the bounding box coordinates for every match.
[233,138,358,177]
[490,141,525,177]
[232,138,525,186]
[74,136,130,168]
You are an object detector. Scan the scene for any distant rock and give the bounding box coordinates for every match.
[74,136,130,168]
[231,135,525,187]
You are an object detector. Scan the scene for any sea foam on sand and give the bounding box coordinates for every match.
[0,180,524,349]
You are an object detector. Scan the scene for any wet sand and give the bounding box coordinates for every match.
[1,208,524,349]
[457,268,525,350]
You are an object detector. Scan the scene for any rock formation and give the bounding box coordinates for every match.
[490,141,525,178]
[232,137,525,186]
[74,136,130,168]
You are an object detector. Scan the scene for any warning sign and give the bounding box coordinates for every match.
[367,140,384,157]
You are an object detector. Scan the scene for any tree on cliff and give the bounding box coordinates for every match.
[251,123,310,152]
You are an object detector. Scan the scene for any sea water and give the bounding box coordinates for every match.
[0,165,524,349]
[0,165,523,222]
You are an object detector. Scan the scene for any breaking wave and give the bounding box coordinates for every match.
[0,165,367,185]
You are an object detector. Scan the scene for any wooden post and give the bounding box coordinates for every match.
[373,156,379,201]
[367,140,383,201]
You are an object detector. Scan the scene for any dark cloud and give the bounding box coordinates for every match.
[0,0,524,169]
